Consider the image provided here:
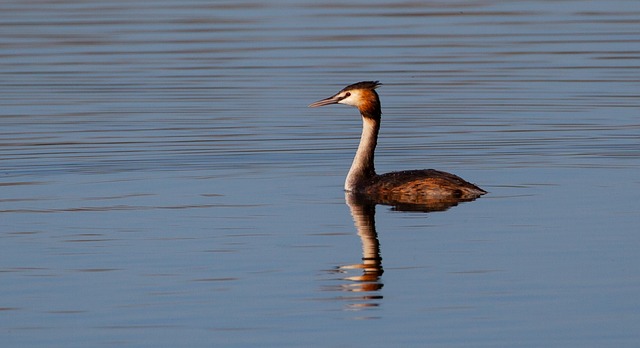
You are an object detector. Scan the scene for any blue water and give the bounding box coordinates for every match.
[1,1,639,347]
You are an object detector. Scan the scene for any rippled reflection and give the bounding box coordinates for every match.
[330,191,482,311]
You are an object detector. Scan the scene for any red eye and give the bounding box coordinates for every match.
[344,92,351,97]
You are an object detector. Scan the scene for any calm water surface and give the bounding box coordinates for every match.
[1,1,639,347]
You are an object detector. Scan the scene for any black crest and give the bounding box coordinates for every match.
[341,81,382,92]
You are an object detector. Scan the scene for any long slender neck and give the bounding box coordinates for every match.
[345,112,380,191]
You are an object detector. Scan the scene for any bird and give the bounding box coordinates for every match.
[308,81,486,204]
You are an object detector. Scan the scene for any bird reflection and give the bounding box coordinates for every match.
[339,193,384,288]
[330,191,482,311]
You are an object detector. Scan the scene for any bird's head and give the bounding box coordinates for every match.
[308,81,382,118]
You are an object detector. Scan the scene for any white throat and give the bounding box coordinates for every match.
[345,116,379,191]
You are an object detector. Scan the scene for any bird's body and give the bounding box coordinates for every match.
[309,81,486,202]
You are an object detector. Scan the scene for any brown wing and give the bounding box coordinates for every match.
[362,169,486,205]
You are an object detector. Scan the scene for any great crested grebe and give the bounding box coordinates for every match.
[309,81,486,201]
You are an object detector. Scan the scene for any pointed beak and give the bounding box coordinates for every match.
[308,94,341,108]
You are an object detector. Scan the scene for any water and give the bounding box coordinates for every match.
[1,1,639,347]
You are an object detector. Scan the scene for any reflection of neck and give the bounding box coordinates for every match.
[346,194,382,271]
[345,115,380,192]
